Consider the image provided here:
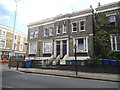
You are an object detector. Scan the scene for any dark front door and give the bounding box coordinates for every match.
[63,40,67,57]
[56,41,60,57]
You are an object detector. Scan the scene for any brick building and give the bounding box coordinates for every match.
[27,8,94,65]
[0,24,27,61]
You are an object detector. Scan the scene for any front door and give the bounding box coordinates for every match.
[56,41,60,57]
[62,40,67,58]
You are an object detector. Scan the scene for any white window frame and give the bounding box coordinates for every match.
[63,21,66,33]
[72,21,77,32]
[30,32,34,39]
[2,30,6,37]
[109,15,116,26]
[0,40,6,49]
[29,42,37,54]
[13,43,17,50]
[49,27,54,36]
[44,28,49,37]
[56,23,61,34]
[79,20,86,31]
[43,42,52,54]
[34,30,38,38]
[19,42,23,51]
[73,37,88,52]
[109,15,116,22]
[14,34,18,40]
[111,35,120,51]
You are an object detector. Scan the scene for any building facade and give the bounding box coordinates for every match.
[27,8,94,65]
[0,24,27,61]
[95,1,120,59]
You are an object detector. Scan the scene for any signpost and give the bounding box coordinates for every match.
[73,44,78,75]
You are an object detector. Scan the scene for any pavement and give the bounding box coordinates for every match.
[8,66,120,82]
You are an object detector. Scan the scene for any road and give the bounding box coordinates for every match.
[1,64,119,89]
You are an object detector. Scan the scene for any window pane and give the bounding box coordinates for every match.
[30,32,34,39]
[81,21,84,25]
[80,21,85,31]
[34,31,38,38]
[30,42,36,54]
[73,23,76,26]
[44,42,52,53]
[84,38,87,51]
[109,16,116,22]
[44,29,48,36]
[81,26,84,30]
[112,36,116,50]
[2,31,6,36]
[63,22,66,33]
[78,39,84,51]
[72,23,77,31]
[50,28,54,36]
[116,36,120,50]
[0,40,5,48]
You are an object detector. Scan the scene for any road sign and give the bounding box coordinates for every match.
[73,46,77,49]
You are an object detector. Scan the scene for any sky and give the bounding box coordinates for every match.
[0,0,119,34]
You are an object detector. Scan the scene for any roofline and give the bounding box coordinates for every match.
[0,24,27,37]
[96,1,120,10]
[28,8,93,27]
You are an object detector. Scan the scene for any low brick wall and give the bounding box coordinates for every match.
[8,61,25,68]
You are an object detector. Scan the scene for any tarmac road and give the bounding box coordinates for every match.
[1,64,119,89]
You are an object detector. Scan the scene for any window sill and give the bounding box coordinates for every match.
[43,52,52,54]
[44,36,49,37]
[56,33,60,35]
[79,30,85,32]
[72,31,77,33]
[76,51,88,53]
[112,50,120,52]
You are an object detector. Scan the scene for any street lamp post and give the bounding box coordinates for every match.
[9,0,18,69]
[73,44,77,75]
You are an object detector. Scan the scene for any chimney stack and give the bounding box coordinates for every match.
[90,5,93,8]
[98,2,101,6]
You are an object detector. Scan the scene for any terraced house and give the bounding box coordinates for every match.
[95,1,120,60]
[0,24,27,61]
[27,7,94,65]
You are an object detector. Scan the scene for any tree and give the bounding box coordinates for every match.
[94,12,120,60]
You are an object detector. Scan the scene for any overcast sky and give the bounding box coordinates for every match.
[0,0,119,34]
